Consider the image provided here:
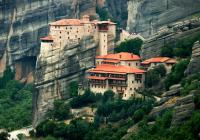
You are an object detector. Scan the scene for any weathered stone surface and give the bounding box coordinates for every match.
[121,123,139,140]
[149,102,175,119]
[127,0,200,38]
[33,36,98,126]
[162,84,181,97]
[185,41,200,75]
[171,93,195,125]
[0,0,96,74]
[141,24,200,60]
[105,0,128,28]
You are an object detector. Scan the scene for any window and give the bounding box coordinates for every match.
[132,81,134,83]
[136,63,138,66]
[129,63,131,66]
[60,36,61,39]
[130,88,132,90]
[67,32,69,34]
[60,31,61,34]
[66,27,68,30]
[68,37,70,39]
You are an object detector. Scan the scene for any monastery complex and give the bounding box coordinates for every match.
[39,15,177,100]
[40,15,116,57]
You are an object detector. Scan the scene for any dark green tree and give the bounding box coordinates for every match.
[0,132,9,140]
[69,81,78,97]
[52,100,70,121]
[115,38,143,55]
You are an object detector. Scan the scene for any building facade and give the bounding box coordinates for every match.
[87,64,145,100]
[96,52,141,68]
[40,15,116,57]
[141,57,177,73]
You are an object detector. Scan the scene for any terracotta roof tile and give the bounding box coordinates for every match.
[88,64,145,74]
[96,52,140,61]
[141,57,176,64]
[50,19,83,26]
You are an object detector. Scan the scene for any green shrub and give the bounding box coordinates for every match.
[145,64,167,88]
[69,81,78,97]
[161,32,200,58]
[48,99,70,121]
[115,38,143,55]
[70,89,96,108]
[165,59,190,90]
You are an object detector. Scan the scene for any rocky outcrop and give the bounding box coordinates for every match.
[141,19,200,60]
[149,84,182,119]
[171,91,196,126]
[162,84,181,97]
[127,0,200,38]
[0,0,96,78]
[33,36,98,126]
[185,41,200,75]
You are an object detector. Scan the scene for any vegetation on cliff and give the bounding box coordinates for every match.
[0,68,33,130]
[161,32,200,58]
[115,38,143,55]
[32,88,155,140]
[165,59,190,90]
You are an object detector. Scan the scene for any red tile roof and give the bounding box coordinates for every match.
[40,35,54,41]
[88,64,145,74]
[50,19,83,26]
[50,17,116,26]
[96,52,140,61]
[87,76,107,80]
[141,57,176,64]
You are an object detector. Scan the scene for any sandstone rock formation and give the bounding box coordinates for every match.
[0,0,96,79]
[185,41,200,75]
[162,84,181,97]
[127,0,200,38]
[33,36,98,125]
[105,0,128,28]
[141,19,200,60]
[171,91,196,126]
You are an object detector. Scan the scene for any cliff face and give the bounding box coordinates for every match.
[105,0,128,28]
[185,41,200,75]
[127,0,200,38]
[0,0,96,79]
[33,36,98,125]
[141,18,200,60]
